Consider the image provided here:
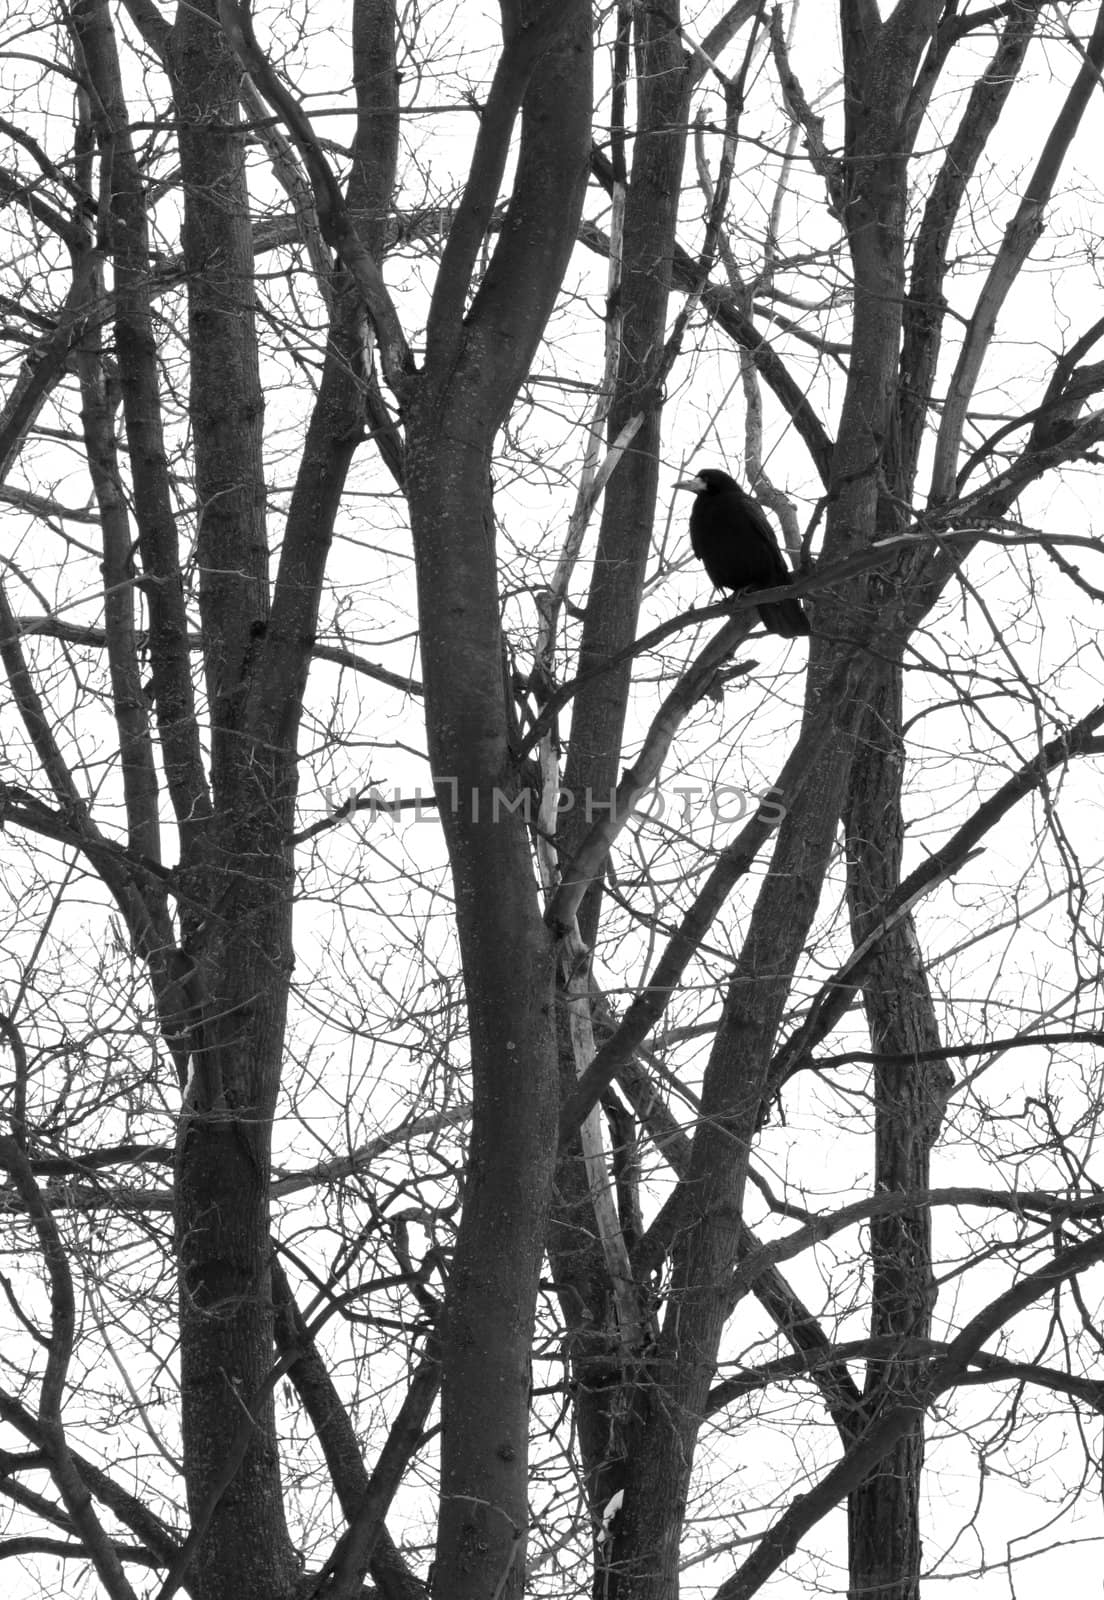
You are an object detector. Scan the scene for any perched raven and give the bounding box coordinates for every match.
[675,467,810,638]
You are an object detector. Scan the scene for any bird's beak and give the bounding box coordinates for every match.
[674,476,706,492]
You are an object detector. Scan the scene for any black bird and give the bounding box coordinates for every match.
[675,467,810,638]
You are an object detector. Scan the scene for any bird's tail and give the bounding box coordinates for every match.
[757,597,810,638]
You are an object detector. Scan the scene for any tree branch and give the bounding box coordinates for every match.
[929,2,1104,502]
[216,0,413,390]
[712,1227,1104,1599]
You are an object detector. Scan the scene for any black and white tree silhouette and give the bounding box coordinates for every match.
[3,4,1104,1598]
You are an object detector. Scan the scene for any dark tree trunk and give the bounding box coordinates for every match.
[561,6,691,945]
[166,4,300,1593]
[844,666,953,1600]
[548,10,692,1583]
[401,7,593,1593]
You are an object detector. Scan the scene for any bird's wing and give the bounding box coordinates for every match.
[722,488,792,583]
[688,502,707,562]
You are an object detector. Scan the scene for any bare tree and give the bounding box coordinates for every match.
[3,4,1104,1600]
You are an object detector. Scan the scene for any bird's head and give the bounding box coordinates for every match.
[673,467,737,495]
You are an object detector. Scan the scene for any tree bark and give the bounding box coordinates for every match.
[560,6,692,942]
[402,7,593,1594]
[167,2,298,1592]
[843,665,953,1600]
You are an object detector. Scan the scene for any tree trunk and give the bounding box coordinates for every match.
[843,666,953,1600]
[403,7,593,1593]
[561,6,691,945]
[169,3,298,1592]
